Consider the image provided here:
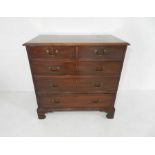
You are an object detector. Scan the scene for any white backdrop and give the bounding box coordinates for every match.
[0,17,155,91]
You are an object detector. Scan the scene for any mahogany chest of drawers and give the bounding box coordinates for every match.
[23,35,129,119]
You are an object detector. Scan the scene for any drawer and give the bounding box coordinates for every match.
[76,77,118,93]
[35,77,76,93]
[78,46,125,60]
[34,76,118,93]
[38,94,115,109]
[27,46,75,59]
[78,61,122,76]
[30,60,76,75]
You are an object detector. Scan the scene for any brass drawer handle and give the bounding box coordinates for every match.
[94,81,102,87]
[46,48,59,56]
[48,66,60,71]
[96,66,104,71]
[51,98,60,103]
[92,99,101,103]
[50,83,58,87]
[94,49,108,56]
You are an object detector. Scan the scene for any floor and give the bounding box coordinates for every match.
[0,90,155,137]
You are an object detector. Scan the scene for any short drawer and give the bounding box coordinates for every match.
[30,60,76,76]
[78,61,122,76]
[27,46,75,60]
[35,77,76,93]
[76,77,118,93]
[78,46,125,60]
[34,76,118,93]
[37,94,115,109]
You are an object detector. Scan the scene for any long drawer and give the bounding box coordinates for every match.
[34,76,118,93]
[30,60,122,76]
[37,94,115,109]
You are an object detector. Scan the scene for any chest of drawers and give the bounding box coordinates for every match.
[23,35,129,119]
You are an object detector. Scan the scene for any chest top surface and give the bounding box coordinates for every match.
[23,35,129,46]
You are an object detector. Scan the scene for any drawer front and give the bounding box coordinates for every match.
[27,46,75,59]
[34,76,118,93]
[35,77,76,93]
[78,61,122,76]
[76,77,118,93]
[38,94,115,109]
[78,46,125,60]
[30,60,76,75]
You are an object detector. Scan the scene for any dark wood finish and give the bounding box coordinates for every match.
[34,76,118,93]
[30,60,76,75]
[27,46,75,60]
[23,35,129,46]
[78,46,125,60]
[37,94,115,109]
[78,61,122,76]
[31,60,122,76]
[24,35,129,119]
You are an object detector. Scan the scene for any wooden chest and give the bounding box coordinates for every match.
[23,35,129,119]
